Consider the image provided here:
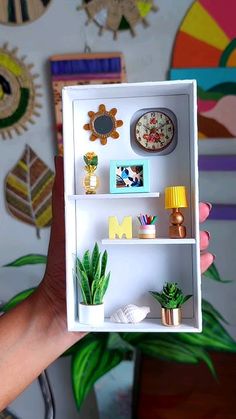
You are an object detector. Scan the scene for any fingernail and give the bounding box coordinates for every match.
[212,253,216,261]
[205,230,211,240]
[206,202,212,212]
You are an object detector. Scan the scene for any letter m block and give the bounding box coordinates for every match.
[108,216,132,239]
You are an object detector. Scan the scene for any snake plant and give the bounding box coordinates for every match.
[76,243,110,305]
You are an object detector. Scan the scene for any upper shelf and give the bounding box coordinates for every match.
[102,238,196,245]
[68,192,160,200]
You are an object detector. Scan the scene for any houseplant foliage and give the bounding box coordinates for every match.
[150,282,192,326]
[149,282,192,309]
[2,255,236,410]
[76,242,111,325]
[76,242,110,305]
[83,151,99,194]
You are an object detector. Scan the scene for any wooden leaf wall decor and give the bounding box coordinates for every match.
[5,145,55,238]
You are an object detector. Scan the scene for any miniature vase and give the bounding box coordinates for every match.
[83,166,99,194]
[138,224,156,239]
[161,307,181,326]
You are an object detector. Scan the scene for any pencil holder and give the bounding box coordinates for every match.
[138,224,156,239]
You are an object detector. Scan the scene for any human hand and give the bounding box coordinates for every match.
[199,202,214,273]
[37,156,85,343]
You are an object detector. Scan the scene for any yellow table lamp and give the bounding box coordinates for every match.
[165,186,188,238]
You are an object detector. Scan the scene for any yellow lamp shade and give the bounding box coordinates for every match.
[165,186,188,209]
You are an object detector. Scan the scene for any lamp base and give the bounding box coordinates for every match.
[169,225,186,239]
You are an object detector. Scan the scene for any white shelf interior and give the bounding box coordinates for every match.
[102,238,196,245]
[68,192,160,200]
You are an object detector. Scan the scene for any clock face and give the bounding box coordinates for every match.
[135,111,175,152]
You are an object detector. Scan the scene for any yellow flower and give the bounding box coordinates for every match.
[85,152,97,161]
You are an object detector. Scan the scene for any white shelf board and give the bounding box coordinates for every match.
[102,238,196,245]
[69,318,200,333]
[68,192,160,200]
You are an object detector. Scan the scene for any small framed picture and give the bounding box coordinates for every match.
[110,159,150,193]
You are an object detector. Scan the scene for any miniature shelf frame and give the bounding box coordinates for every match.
[62,80,201,333]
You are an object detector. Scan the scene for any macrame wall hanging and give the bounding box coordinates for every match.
[0,0,52,25]
[5,145,54,238]
[50,51,126,154]
[78,0,158,39]
[0,43,42,139]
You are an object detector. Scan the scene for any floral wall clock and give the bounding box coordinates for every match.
[0,43,42,139]
[0,0,52,25]
[78,0,158,38]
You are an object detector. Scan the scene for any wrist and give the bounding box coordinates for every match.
[29,283,81,352]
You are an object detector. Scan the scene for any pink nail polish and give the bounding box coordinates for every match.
[206,202,212,211]
[205,231,211,240]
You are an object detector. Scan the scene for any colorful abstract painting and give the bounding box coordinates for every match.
[0,0,52,25]
[50,52,126,155]
[170,0,236,139]
[116,166,144,188]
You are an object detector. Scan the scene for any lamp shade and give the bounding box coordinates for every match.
[165,186,188,209]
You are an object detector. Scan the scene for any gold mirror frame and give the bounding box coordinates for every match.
[83,104,123,145]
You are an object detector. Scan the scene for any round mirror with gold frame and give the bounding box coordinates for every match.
[83,104,123,145]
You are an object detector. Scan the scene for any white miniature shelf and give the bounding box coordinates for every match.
[102,238,196,245]
[68,192,160,200]
[70,318,198,333]
[63,81,201,333]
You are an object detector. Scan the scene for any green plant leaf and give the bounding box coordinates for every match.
[149,291,162,306]
[71,334,124,410]
[91,243,100,277]
[77,270,92,304]
[182,294,192,305]
[204,263,231,283]
[1,288,35,312]
[202,299,229,324]
[101,250,108,278]
[3,254,47,267]
[100,272,110,301]
[93,272,110,304]
[91,275,103,304]
[82,250,91,281]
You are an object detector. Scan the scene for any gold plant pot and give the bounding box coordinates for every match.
[161,307,181,326]
[83,166,99,194]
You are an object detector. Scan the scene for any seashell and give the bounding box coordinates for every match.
[110,304,150,324]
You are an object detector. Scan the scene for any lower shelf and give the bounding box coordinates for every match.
[69,318,201,333]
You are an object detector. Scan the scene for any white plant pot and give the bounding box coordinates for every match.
[79,302,104,326]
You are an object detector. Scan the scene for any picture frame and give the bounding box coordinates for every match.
[110,159,150,194]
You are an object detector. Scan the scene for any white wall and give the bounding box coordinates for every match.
[0,0,235,416]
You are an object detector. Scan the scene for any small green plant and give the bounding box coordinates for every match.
[76,243,110,305]
[150,282,192,309]
[83,151,98,168]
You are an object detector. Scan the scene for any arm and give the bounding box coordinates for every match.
[0,157,85,409]
[0,157,213,409]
